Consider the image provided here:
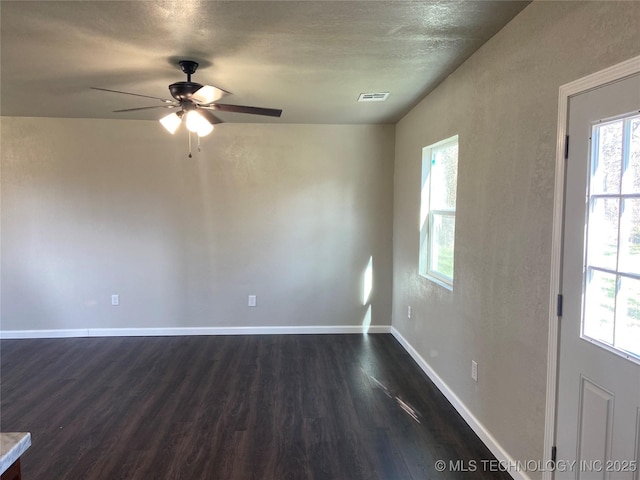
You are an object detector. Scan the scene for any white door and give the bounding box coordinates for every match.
[556,73,640,480]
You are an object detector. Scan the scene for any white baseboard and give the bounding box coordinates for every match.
[0,324,391,339]
[0,329,91,339]
[390,327,531,480]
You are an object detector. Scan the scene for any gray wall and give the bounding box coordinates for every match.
[392,0,640,470]
[1,119,394,331]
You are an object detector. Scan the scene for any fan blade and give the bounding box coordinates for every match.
[192,85,231,104]
[91,87,175,103]
[198,109,224,125]
[203,103,282,117]
[113,105,178,113]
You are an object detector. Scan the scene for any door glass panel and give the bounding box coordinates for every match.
[615,276,640,357]
[587,198,619,271]
[619,198,640,275]
[582,112,640,362]
[591,120,622,194]
[583,269,616,345]
[621,116,640,194]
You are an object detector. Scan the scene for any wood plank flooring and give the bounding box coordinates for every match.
[1,334,512,479]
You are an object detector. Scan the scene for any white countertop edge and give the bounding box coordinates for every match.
[0,432,31,475]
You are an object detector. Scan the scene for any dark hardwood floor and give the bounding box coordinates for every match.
[1,334,511,479]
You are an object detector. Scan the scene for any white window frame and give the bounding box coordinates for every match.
[419,135,459,289]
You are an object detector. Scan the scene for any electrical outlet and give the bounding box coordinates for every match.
[471,360,478,382]
[111,294,119,306]
[248,295,257,307]
[407,306,412,319]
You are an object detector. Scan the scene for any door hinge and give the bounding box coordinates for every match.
[564,135,570,159]
[557,294,563,317]
[551,446,557,463]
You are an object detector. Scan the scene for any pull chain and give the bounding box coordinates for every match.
[188,131,192,158]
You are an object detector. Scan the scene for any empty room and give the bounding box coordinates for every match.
[1,1,639,479]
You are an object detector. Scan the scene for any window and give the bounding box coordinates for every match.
[582,113,640,362]
[419,135,459,288]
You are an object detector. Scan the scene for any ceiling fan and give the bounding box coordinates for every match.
[92,60,282,137]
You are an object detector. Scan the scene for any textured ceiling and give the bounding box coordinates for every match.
[0,1,529,124]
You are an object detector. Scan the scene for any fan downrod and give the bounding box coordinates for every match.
[169,60,202,101]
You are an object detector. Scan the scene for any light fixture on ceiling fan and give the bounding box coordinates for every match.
[92,60,283,139]
[159,108,220,137]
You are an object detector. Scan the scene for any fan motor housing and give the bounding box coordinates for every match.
[169,81,203,101]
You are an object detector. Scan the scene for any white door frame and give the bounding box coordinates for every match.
[544,54,640,480]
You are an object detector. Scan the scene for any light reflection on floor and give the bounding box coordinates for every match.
[367,372,421,423]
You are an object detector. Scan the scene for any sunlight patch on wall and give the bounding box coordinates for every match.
[362,304,372,334]
[363,256,373,305]
[362,256,373,333]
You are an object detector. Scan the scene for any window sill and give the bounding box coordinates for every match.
[419,273,453,291]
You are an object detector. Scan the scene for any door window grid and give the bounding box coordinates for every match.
[582,113,640,363]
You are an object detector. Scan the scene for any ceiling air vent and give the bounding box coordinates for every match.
[358,92,390,102]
